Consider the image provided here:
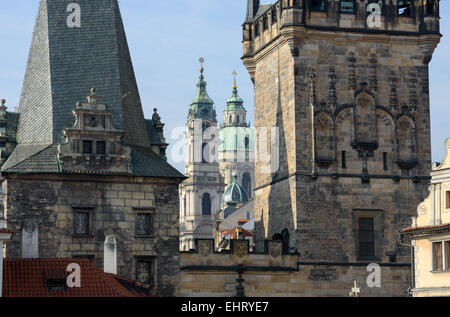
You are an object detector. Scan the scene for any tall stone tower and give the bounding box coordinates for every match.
[242,0,441,296]
[179,61,225,251]
[219,74,255,198]
[1,0,184,296]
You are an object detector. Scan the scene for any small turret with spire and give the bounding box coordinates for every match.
[222,71,249,128]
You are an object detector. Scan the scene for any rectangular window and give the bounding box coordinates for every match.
[433,242,443,271]
[311,0,326,12]
[136,213,152,236]
[74,212,90,236]
[359,218,375,258]
[383,152,388,171]
[342,151,347,169]
[96,141,106,155]
[136,258,154,285]
[340,0,355,13]
[254,23,259,37]
[426,0,435,16]
[446,191,450,209]
[271,9,277,24]
[82,140,93,154]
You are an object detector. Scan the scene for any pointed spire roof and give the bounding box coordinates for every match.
[226,71,245,111]
[188,58,216,122]
[16,0,149,148]
[2,0,183,178]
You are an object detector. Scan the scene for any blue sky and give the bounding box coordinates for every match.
[0,0,449,173]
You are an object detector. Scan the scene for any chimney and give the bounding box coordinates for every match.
[0,217,13,297]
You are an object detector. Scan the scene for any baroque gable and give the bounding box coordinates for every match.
[57,89,131,174]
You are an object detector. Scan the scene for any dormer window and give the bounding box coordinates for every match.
[398,1,412,17]
[82,140,92,154]
[340,0,355,13]
[47,278,67,292]
[97,141,106,155]
[311,0,326,12]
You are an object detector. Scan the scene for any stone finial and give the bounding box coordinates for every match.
[0,99,5,107]
[87,88,99,105]
[199,57,205,75]
[152,108,162,125]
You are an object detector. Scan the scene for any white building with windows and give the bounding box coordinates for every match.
[403,138,450,297]
[179,63,254,251]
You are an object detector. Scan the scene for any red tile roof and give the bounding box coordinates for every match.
[2,258,150,297]
[0,228,13,234]
[220,228,254,240]
[402,223,450,233]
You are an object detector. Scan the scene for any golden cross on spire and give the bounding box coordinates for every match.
[232,70,238,89]
[199,57,205,74]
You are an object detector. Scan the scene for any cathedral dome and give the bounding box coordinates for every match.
[222,172,249,206]
[219,126,253,152]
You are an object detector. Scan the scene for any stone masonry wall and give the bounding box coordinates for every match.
[180,239,411,297]
[3,173,180,296]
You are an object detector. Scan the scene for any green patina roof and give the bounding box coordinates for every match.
[187,66,217,122]
[225,80,245,111]
[219,126,254,152]
[222,172,249,207]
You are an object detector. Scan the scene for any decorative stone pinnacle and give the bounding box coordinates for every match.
[87,88,99,104]
[0,99,5,106]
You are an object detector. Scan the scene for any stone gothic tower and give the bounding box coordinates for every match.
[179,62,225,251]
[242,0,441,296]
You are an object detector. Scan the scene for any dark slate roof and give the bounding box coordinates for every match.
[1,143,184,179]
[3,0,182,179]
[130,146,184,178]
[254,4,273,20]
[17,0,150,148]
[1,144,59,173]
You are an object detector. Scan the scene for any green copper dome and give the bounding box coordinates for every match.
[187,61,217,122]
[222,172,249,207]
[225,82,245,111]
[219,126,254,152]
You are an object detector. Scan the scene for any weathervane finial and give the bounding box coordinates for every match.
[232,70,238,89]
[199,57,205,74]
